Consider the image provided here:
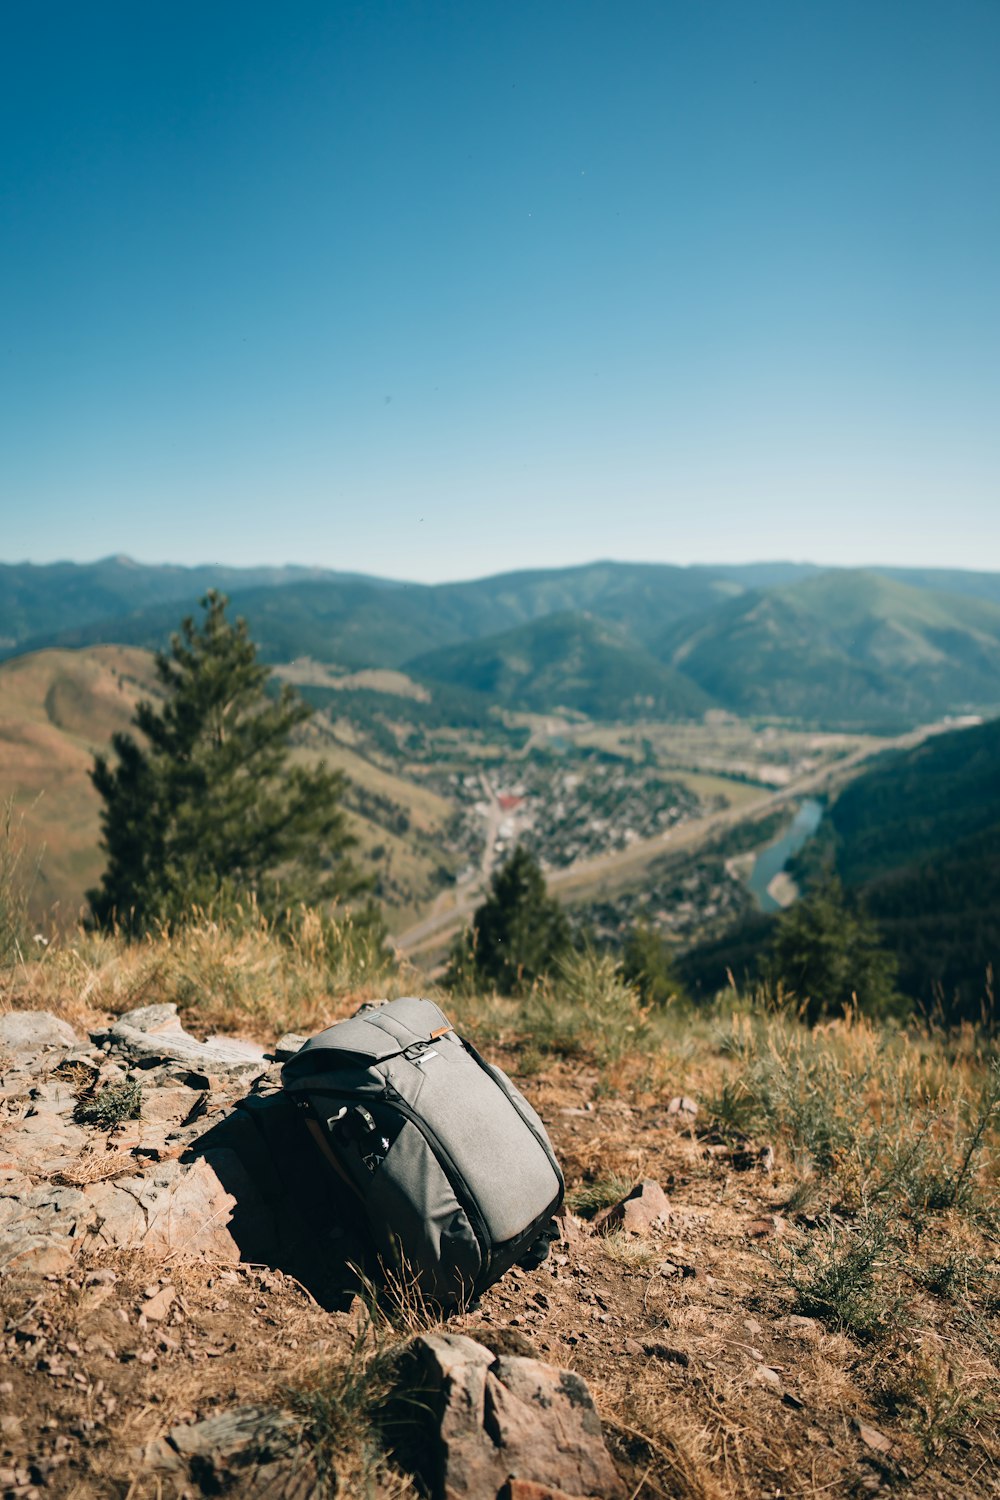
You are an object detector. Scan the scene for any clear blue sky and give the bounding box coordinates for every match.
[2,1,998,582]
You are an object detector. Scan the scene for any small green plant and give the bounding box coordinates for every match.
[523,947,649,1065]
[774,1211,905,1343]
[882,1351,996,1460]
[567,1171,635,1219]
[288,1323,392,1497]
[904,1062,1000,1219]
[75,1080,143,1128]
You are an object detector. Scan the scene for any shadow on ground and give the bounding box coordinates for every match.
[187,1093,369,1309]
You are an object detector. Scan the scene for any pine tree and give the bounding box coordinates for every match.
[88,591,367,932]
[767,876,901,1023]
[446,845,571,994]
[621,922,687,1007]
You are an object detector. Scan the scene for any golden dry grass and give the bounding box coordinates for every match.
[2,919,997,1496]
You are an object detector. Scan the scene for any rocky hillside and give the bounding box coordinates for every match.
[0,919,997,1498]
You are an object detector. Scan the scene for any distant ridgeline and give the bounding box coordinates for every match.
[5,556,1000,728]
[682,716,1000,1020]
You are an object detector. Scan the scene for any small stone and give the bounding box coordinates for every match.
[746,1215,784,1239]
[142,1285,176,1322]
[641,1341,690,1367]
[667,1095,698,1120]
[854,1418,894,1455]
[753,1364,782,1391]
[593,1180,669,1238]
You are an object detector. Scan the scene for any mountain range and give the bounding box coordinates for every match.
[4,556,1000,727]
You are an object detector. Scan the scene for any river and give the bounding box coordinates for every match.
[747,797,824,912]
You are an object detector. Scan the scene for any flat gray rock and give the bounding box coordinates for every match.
[0,1010,79,1057]
[105,1003,268,1078]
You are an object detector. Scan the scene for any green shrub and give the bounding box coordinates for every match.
[75,1080,143,1128]
[522,947,650,1065]
[774,1211,905,1343]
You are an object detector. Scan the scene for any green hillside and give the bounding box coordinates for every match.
[0,556,377,655]
[11,560,1000,730]
[13,561,755,665]
[882,565,1000,608]
[824,716,1000,1014]
[660,569,1000,727]
[682,716,1000,1019]
[408,611,713,720]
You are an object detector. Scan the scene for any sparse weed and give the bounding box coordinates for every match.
[567,1170,635,1219]
[0,797,41,969]
[288,1320,411,1498]
[8,900,400,1037]
[522,947,650,1066]
[75,1079,143,1128]
[880,1350,996,1460]
[706,1008,999,1229]
[772,1211,906,1343]
[598,1227,662,1269]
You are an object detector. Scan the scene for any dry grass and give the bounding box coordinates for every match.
[1,901,406,1040]
[2,914,998,1496]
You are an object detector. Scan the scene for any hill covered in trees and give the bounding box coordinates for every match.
[823,716,1000,1015]
[10,559,1000,729]
[408,611,713,720]
[659,570,1000,728]
[682,715,1000,1020]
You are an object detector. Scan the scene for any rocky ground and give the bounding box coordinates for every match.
[0,1004,996,1498]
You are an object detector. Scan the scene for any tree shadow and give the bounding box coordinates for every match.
[184,1092,370,1310]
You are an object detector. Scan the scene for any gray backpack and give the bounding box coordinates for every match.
[281,997,564,1307]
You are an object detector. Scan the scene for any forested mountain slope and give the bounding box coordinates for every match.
[408,611,713,720]
[826,716,1000,1013]
[659,570,1000,727]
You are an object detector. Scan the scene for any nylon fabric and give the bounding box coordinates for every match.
[366,1118,482,1300]
[413,1053,561,1242]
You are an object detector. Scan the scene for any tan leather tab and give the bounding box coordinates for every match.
[429,1025,452,1040]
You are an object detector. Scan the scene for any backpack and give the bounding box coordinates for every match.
[281,996,564,1307]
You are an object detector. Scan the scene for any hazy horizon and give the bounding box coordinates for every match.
[6,551,1000,590]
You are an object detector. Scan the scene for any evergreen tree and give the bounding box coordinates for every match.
[88,592,367,932]
[446,845,570,994]
[621,922,687,1007]
[767,876,902,1023]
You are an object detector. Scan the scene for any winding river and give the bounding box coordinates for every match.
[748,797,823,912]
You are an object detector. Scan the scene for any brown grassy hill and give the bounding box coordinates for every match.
[0,646,159,925]
[0,647,457,933]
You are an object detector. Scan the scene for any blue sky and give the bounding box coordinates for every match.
[2,1,998,582]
